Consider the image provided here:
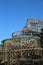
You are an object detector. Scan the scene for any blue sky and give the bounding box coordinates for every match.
[0,0,43,44]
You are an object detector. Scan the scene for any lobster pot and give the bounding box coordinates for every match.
[1,37,43,63]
